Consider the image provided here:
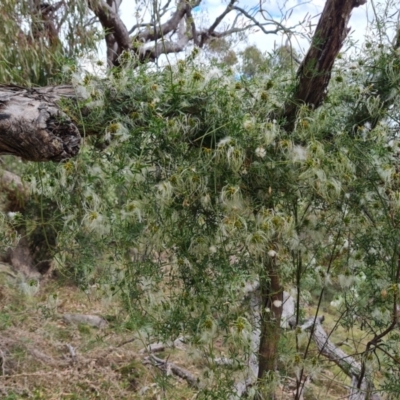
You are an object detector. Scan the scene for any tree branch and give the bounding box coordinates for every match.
[136,0,195,43]
[199,0,236,47]
[88,0,131,56]
[138,19,190,62]
[233,5,292,36]
[301,317,381,400]
[185,7,199,46]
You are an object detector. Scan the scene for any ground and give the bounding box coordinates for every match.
[0,261,373,399]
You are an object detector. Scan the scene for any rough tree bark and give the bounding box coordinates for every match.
[0,85,80,162]
[0,85,80,276]
[281,0,367,131]
[255,0,368,396]
[0,169,28,211]
[257,254,283,399]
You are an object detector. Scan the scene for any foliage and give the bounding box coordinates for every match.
[5,22,398,393]
[0,0,98,85]
[1,0,400,396]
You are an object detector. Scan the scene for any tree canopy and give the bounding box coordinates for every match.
[0,0,307,85]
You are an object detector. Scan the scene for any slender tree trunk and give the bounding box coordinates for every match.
[257,254,283,396]
[280,0,367,131]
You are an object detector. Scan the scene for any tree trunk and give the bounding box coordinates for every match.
[281,0,367,131]
[0,167,57,277]
[0,169,28,211]
[257,254,283,397]
[0,85,80,162]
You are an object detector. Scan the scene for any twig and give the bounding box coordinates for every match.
[139,336,186,354]
[65,344,76,363]
[115,337,137,348]
[0,348,5,376]
[0,370,68,378]
[146,354,199,388]
[230,287,261,399]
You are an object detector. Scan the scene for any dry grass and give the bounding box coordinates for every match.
[0,271,196,399]
[0,267,385,400]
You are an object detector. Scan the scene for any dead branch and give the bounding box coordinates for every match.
[199,0,235,47]
[139,336,186,354]
[62,313,108,329]
[29,348,69,367]
[301,317,381,400]
[231,285,261,399]
[136,0,197,43]
[65,344,77,363]
[0,333,69,374]
[139,19,191,62]
[0,85,80,162]
[0,170,28,211]
[146,354,199,389]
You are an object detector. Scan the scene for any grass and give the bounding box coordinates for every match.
[0,270,197,399]
[0,265,389,399]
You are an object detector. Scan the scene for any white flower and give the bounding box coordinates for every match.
[217,137,232,147]
[124,200,143,222]
[19,280,40,297]
[201,193,211,208]
[156,181,174,202]
[338,274,354,288]
[273,300,282,308]
[7,212,19,219]
[330,298,343,308]
[291,145,308,162]
[209,246,217,254]
[83,211,110,235]
[255,146,266,158]
[243,119,254,130]
[377,165,393,184]
[268,250,277,257]
[75,85,89,99]
[226,145,245,172]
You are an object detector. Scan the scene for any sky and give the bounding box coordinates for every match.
[117,0,382,64]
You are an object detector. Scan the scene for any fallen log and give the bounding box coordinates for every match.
[145,354,199,389]
[0,85,80,162]
[301,317,381,400]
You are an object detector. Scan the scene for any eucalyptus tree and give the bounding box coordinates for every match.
[0,0,305,85]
